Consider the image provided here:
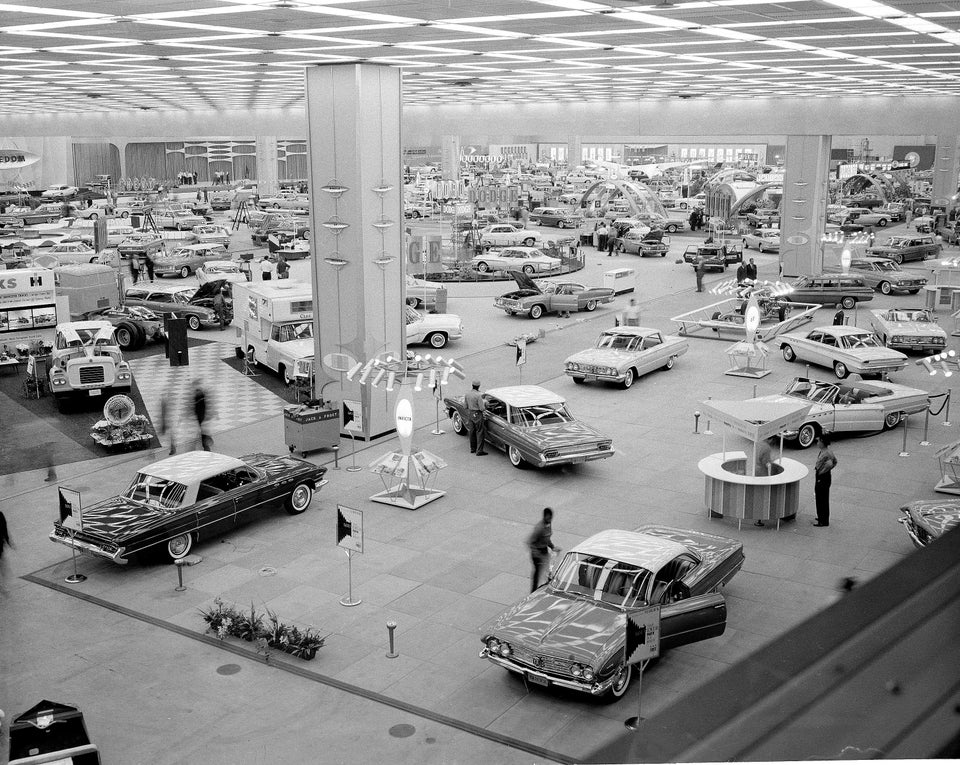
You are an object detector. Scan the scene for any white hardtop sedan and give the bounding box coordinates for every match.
[479,224,541,248]
[869,308,948,351]
[564,326,688,389]
[404,305,462,349]
[471,246,561,275]
[742,229,780,253]
[779,325,908,379]
[197,260,247,285]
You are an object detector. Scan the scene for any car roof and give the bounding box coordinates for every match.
[486,385,565,407]
[811,325,872,335]
[570,529,688,570]
[600,327,660,337]
[140,451,247,483]
[127,283,189,295]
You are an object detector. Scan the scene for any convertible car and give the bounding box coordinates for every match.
[50,451,328,564]
[869,308,948,352]
[444,384,614,468]
[564,326,688,388]
[494,271,615,319]
[480,526,742,699]
[750,377,929,448]
[779,325,908,379]
[898,499,960,548]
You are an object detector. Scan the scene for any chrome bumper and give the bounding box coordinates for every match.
[314,478,329,490]
[564,370,623,383]
[897,516,926,549]
[537,448,615,467]
[49,530,128,564]
[479,648,615,695]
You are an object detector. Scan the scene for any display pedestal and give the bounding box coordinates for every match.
[935,440,960,494]
[725,341,772,378]
[369,449,446,510]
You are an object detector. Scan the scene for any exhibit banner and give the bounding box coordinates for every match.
[0,149,40,168]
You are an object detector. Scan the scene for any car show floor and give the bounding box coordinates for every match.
[1,218,953,764]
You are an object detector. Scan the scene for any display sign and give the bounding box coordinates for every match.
[336,504,363,553]
[0,149,40,168]
[516,337,527,367]
[625,605,661,665]
[468,186,519,206]
[396,397,413,455]
[58,487,83,532]
[342,399,364,433]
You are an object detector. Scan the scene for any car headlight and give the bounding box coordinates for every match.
[486,638,500,653]
[583,667,595,681]
[498,642,512,657]
[892,336,904,344]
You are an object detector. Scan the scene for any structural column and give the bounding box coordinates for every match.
[779,135,832,278]
[932,135,959,210]
[567,136,582,168]
[255,135,279,194]
[305,64,404,440]
[441,135,460,181]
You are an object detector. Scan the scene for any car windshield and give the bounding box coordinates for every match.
[551,552,652,608]
[123,473,188,510]
[786,379,839,404]
[277,321,313,341]
[890,310,931,322]
[513,402,573,426]
[874,261,897,272]
[840,333,881,349]
[597,333,641,351]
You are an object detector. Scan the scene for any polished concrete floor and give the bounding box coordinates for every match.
[0,212,948,764]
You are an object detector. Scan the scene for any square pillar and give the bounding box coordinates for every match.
[932,136,959,210]
[780,135,832,278]
[255,136,278,194]
[441,136,460,182]
[305,64,404,440]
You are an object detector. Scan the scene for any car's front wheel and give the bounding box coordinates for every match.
[665,356,676,370]
[522,264,535,275]
[782,344,796,362]
[893,253,903,265]
[877,218,888,227]
[522,237,536,247]
[529,304,545,319]
[841,296,856,310]
[285,482,313,515]
[603,663,632,701]
[884,411,904,430]
[621,368,635,389]
[879,281,892,295]
[666,224,678,233]
[476,261,490,273]
[406,296,420,308]
[187,314,202,331]
[508,445,526,469]
[584,299,597,312]
[179,266,191,278]
[167,533,193,561]
[834,361,849,379]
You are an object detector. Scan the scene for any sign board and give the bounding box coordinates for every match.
[625,605,661,665]
[0,149,40,168]
[336,504,363,553]
[58,487,83,532]
[342,399,364,433]
[516,337,527,367]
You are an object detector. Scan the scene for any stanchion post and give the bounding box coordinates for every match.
[386,621,399,658]
[945,389,952,427]
[920,407,931,447]
[332,445,340,470]
[693,411,701,434]
[64,534,87,584]
[346,431,362,473]
[704,397,713,435]
[899,416,910,457]
[175,559,187,591]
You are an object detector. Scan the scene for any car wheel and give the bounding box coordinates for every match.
[179,265,191,278]
[665,356,675,370]
[679,202,688,210]
[522,237,536,247]
[88,213,98,220]
[621,368,635,389]
[782,344,796,362]
[167,533,193,561]
[604,663,632,701]
[841,296,856,310]
[114,323,137,350]
[796,423,818,449]
[406,296,420,308]
[428,332,447,349]
[120,211,130,218]
[412,210,421,219]
[529,304,544,319]
[285,482,313,514]
[571,376,585,385]
[666,224,678,233]
[879,281,892,295]
[273,203,281,209]
[279,364,295,386]
[878,218,888,227]
[834,361,849,379]
[522,264,535,275]
[617,242,625,253]
[451,411,466,435]
[476,261,490,273]
[187,314,202,331]
[884,411,904,430]
[557,221,566,229]
[584,299,597,312]
[508,445,526,469]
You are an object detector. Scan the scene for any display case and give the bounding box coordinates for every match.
[283,402,340,457]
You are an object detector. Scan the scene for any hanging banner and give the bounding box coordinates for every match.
[0,149,40,168]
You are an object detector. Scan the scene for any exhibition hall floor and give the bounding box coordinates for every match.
[1,235,948,764]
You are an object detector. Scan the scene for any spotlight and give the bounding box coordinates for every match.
[386,371,396,392]
[345,361,363,381]
[414,373,424,392]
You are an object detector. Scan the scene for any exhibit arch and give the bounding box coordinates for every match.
[578,179,668,221]
[727,182,784,221]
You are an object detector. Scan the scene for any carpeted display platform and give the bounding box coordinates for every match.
[220,352,300,404]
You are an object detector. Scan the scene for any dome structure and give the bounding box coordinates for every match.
[578,179,667,223]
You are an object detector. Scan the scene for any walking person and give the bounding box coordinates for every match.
[275,254,290,280]
[689,208,699,232]
[193,382,213,451]
[528,507,561,592]
[129,252,141,285]
[621,298,641,327]
[607,229,617,257]
[465,380,487,456]
[744,258,758,281]
[813,435,838,527]
[212,287,228,330]
[143,251,155,283]
[0,510,12,588]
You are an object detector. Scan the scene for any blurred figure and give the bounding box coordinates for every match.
[212,287,228,329]
[528,507,560,592]
[143,251,155,283]
[622,298,641,327]
[276,254,290,280]
[0,510,12,589]
[159,393,177,455]
[193,382,213,451]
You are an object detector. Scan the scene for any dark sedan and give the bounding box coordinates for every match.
[50,451,328,564]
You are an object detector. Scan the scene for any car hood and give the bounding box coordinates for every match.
[510,270,540,292]
[902,499,960,538]
[488,588,624,666]
[74,495,176,542]
[565,348,640,366]
[191,279,229,303]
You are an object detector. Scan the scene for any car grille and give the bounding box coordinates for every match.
[898,336,944,345]
[509,645,576,677]
[78,366,107,385]
[569,364,615,375]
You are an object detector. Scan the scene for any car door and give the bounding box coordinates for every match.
[194,475,239,538]
[482,396,509,451]
[551,284,579,313]
[833,389,885,432]
[146,291,175,316]
[228,467,270,526]
[813,330,840,366]
[637,333,663,375]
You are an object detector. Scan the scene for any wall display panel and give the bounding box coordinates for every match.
[72,143,120,188]
[122,140,258,183]
[278,140,308,181]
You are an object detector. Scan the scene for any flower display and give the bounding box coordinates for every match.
[200,598,325,661]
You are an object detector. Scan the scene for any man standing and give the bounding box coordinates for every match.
[193,383,213,451]
[596,221,608,252]
[260,255,274,281]
[744,257,758,281]
[813,435,838,527]
[465,380,487,456]
[622,298,641,327]
[695,256,706,292]
[143,251,155,283]
[528,507,561,592]
[736,260,746,284]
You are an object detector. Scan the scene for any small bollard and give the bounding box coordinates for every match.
[899,416,909,457]
[174,559,188,591]
[693,411,701,434]
[704,397,713,435]
[945,389,952,427]
[332,445,340,470]
[386,621,399,659]
[920,408,931,446]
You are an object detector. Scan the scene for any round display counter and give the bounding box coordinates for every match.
[698,450,808,528]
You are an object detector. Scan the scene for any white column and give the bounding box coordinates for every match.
[779,135,832,278]
[932,135,959,209]
[305,64,404,440]
[255,136,278,195]
[441,135,460,181]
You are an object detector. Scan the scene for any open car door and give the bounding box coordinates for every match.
[659,591,727,651]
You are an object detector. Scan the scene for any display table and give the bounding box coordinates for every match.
[283,404,340,457]
[698,451,808,528]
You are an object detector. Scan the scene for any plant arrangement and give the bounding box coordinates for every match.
[199,598,325,661]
